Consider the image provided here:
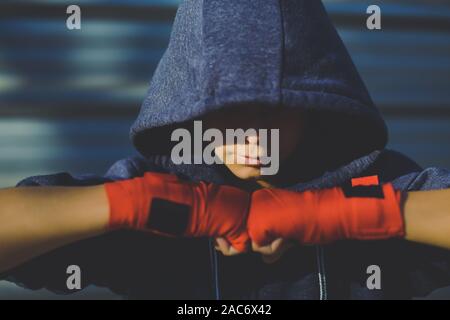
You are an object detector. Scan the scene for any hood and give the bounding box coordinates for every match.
[130,0,388,173]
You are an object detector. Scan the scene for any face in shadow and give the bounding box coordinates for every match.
[202,106,306,186]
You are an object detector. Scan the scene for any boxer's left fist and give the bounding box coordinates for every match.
[247,184,405,247]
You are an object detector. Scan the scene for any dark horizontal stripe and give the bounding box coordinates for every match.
[0,64,157,76]
[0,88,147,103]
[0,105,141,118]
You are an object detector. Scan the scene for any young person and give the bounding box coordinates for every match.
[1,0,449,299]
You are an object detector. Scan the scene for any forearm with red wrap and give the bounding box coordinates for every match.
[248,177,405,246]
[103,172,250,252]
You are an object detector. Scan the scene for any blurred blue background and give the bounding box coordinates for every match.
[0,0,449,299]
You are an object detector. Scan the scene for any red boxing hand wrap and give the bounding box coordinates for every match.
[248,182,405,246]
[104,172,250,252]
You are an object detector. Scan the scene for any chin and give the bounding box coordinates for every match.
[227,164,262,180]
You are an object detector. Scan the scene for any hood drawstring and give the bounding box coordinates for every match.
[209,238,221,300]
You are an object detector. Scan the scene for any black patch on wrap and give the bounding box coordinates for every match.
[146,198,191,236]
[342,181,384,199]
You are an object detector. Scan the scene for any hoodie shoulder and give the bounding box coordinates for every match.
[395,167,450,191]
[15,155,165,188]
[369,149,450,191]
[103,155,167,179]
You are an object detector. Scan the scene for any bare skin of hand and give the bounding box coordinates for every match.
[215,237,295,264]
